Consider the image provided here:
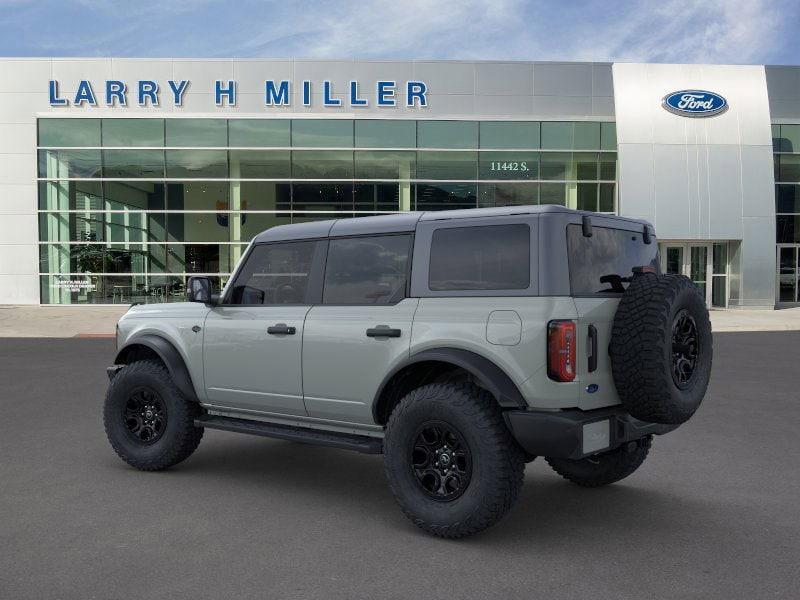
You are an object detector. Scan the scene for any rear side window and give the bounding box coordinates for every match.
[567,224,659,295]
[429,224,530,291]
[323,235,411,305]
[228,241,316,305]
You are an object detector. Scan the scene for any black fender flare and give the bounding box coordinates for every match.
[372,347,527,422]
[114,334,199,402]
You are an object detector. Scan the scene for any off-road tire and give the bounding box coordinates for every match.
[546,436,652,487]
[383,381,525,538]
[610,273,712,425]
[104,359,204,471]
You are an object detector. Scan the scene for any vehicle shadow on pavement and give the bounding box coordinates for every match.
[148,432,793,560]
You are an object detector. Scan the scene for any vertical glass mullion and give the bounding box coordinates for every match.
[100,179,107,275]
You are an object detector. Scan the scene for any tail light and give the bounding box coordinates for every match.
[547,320,576,382]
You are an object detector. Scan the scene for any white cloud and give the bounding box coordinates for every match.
[227,0,794,64]
[0,0,796,64]
[569,0,785,64]
[230,0,525,59]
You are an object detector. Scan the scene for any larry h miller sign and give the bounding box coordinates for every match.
[47,79,429,108]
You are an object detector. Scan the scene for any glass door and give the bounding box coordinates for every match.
[664,245,684,275]
[689,245,709,300]
[777,245,798,304]
[659,242,713,306]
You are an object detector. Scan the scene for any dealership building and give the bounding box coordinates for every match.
[0,58,798,308]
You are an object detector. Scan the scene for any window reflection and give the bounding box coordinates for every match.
[37,117,620,304]
[478,182,539,207]
[103,119,164,147]
[415,183,477,211]
[292,120,353,147]
[39,119,100,147]
[355,151,415,179]
[417,121,478,149]
[292,150,353,179]
[38,149,102,178]
[229,120,290,147]
[479,122,540,149]
[166,119,227,147]
[103,150,165,178]
[416,151,477,180]
[166,150,227,178]
[355,120,416,148]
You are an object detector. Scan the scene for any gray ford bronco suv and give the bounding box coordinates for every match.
[105,205,712,538]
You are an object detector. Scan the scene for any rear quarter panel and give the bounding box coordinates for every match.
[410,297,581,410]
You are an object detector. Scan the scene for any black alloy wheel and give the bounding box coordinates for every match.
[411,421,472,501]
[123,387,167,445]
[671,309,699,388]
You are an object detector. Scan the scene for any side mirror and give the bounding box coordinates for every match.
[186,276,215,305]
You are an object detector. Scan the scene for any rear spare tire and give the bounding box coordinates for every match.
[610,273,712,425]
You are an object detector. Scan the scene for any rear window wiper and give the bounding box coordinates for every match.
[598,274,629,293]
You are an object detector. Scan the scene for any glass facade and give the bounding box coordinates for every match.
[37,118,618,304]
[774,124,800,303]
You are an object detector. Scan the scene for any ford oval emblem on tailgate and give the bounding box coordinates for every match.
[662,90,728,117]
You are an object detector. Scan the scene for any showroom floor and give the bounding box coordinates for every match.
[0,333,798,599]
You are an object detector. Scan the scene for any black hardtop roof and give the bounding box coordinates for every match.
[252,205,652,243]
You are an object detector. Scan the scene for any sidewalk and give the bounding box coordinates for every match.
[708,306,800,332]
[2,304,800,337]
[0,305,128,338]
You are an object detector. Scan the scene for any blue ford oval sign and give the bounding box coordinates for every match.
[662,90,728,117]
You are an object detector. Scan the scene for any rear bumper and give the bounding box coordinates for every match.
[504,406,678,460]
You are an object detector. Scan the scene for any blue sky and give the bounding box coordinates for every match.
[1,0,798,65]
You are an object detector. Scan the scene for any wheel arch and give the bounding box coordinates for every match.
[114,334,199,403]
[372,348,527,425]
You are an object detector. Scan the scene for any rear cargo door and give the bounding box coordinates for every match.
[573,297,621,409]
[566,221,659,410]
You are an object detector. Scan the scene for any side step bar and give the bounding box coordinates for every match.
[195,415,383,454]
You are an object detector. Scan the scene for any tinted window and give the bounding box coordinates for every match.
[103,150,165,178]
[102,119,164,147]
[417,121,478,149]
[567,224,659,295]
[228,241,316,305]
[323,235,410,304]
[38,149,102,178]
[229,119,290,147]
[429,225,530,291]
[39,119,100,147]
[479,121,540,149]
[291,120,353,147]
[355,120,416,148]
[165,150,228,178]
[165,119,227,147]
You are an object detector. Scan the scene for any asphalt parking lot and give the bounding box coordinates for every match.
[2,333,799,599]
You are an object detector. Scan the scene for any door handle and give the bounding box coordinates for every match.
[587,324,598,373]
[366,325,402,338]
[267,323,296,335]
